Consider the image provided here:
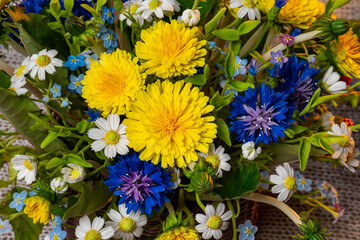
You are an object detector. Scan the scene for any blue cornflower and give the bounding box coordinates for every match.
[238,220,258,240]
[102,6,116,24]
[229,83,293,144]
[68,74,84,94]
[290,27,302,37]
[248,58,262,76]
[220,79,238,97]
[0,218,11,234]
[276,54,320,112]
[101,29,118,49]
[9,190,27,212]
[234,55,248,77]
[52,216,62,230]
[49,227,67,240]
[295,171,312,192]
[85,107,100,121]
[274,0,289,8]
[63,55,86,71]
[23,0,50,13]
[105,152,174,216]
[50,83,62,98]
[270,50,288,68]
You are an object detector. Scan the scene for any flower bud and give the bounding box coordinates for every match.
[315,18,350,42]
[65,16,86,36]
[181,9,200,26]
[50,177,68,194]
[190,171,214,195]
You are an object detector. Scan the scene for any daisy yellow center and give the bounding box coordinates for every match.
[243,0,256,8]
[16,65,26,77]
[16,198,21,204]
[246,228,252,234]
[9,87,16,92]
[104,130,120,145]
[119,218,136,233]
[338,134,350,147]
[36,55,51,67]
[205,154,220,168]
[135,20,207,79]
[207,216,222,230]
[81,49,145,117]
[148,0,161,9]
[129,4,139,14]
[284,176,296,190]
[71,169,81,179]
[24,159,34,171]
[85,230,101,240]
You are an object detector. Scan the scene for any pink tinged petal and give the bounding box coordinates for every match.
[88,128,106,140]
[95,118,110,131]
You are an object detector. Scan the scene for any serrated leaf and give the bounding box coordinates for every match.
[299,138,311,171]
[215,163,260,198]
[184,74,206,86]
[215,118,231,146]
[63,154,92,168]
[227,80,254,92]
[237,20,261,35]
[62,180,112,220]
[225,50,235,80]
[209,91,234,112]
[212,29,239,41]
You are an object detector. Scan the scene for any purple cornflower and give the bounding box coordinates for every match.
[270,50,288,68]
[280,34,295,45]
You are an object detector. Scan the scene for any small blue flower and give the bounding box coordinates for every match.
[0,218,12,234]
[50,83,62,98]
[101,29,118,49]
[29,190,37,197]
[270,50,288,68]
[220,79,238,97]
[68,74,84,94]
[290,27,302,37]
[61,100,69,107]
[49,227,67,240]
[234,56,248,77]
[238,220,258,240]
[42,95,49,103]
[258,170,270,189]
[85,107,100,121]
[248,58,262,76]
[98,21,108,37]
[101,6,116,24]
[106,47,115,53]
[208,41,216,49]
[52,216,62,230]
[274,0,289,8]
[316,179,330,198]
[295,171,312,192]
[9,190,27,212]
[63,55,86,71]
[81,52,99,69]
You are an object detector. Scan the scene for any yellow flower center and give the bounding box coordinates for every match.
[129,3,139,14]
[54,87,59,93]
[285,36,291,41]
[53,234,59,240]
[119,217,136,233]
[284,176,296,190]
[148,0,161,9]
[235,63,240,69]
[71,169,81,179]
[207,216,222,230]
[246,228,252,234]
[205,154,221,168]
[276,56,282,61]
[301,179,306,185]
[0,224,3,228]
[9,87,16,92]
[16,198,21,204]
[108,34,113,40]
[36,55,51,67]
[104,130,120,145]
[85,230,101,240]
[107,12,112,17]
[75,81,81,86]
[243,0,256,8]
[71,58,77,62]
[24,159,34,171]
[16,65,26,77]
[338,134,350,147]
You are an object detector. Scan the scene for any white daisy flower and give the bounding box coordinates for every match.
[8,79,28,96]
[229,0,261,20]
[120,0,153,27]
[343,149,359,173]
[11,57,30,82]
[198,143,231,178]
[75,215,115,240]
[322,66,347,94]
[269,163,296,202]
[181,9,201,26]
[195,203,233,240]
[88,114,129,159]
[28,49,63,80]
[136,0,180,19]
[50,177,69,194]
[319,112,335,130]
[105,203,147,240]
[61,164,85,183]
[11,155,37,185]
[242,141,262,160]
[328,122,355,162]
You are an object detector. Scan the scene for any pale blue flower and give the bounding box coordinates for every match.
[0,218,11,234]
[238,220,258,240]
[234,55,248,77]
[101,29,118,49]
[49,227,67,240]
[50,83,62,98]
[9,190,27,212]
[295,171,312,192]
[101,6,116,24]
[68,74,84,94]
[52,216,62,230]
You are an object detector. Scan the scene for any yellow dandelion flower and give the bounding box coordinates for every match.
[123,80,217,168]
[155,227,201,240]
[256,0,325,29]
[23,196,51,224]
[330,28,360,78]
[135,20,207,79]
[82,49,146,117]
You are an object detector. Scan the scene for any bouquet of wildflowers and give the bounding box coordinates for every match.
[0,0,360,239]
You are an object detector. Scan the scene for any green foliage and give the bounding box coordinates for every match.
[215,163,260,199]
[204,8,226,38]
[76,120,92,133]
[212,29,239,41]
[0,71,11,89]
[325,0,350,15]
[225,50,235,80]
[294,219,331,240]
[63,153,92,168]
[184,74,207,86]
[299,138,311,171]
[11,214,43,240]
[215,118,231,146]
[209,91,234,112]
[46,157,63,169]
[64,0,74,14]
[237,20,261,35]
[227,80,254,92]
[0,163,17,188]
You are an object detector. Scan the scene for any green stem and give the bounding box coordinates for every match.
[195,192,206,211]
[7,212,25,221]
[38,149,57,159]
[192,0,201,10]
[223,18,243,29]
[165,201,176,215]
[226,200,237,240]
[87,157,110,178]
[235,199,241,218]
[250,21,271,53]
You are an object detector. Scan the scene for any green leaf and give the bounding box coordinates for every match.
[215,118,231,146]
[215,163,260,198]
[229,41,241,55]
[319,138,335,154]
[46,157,63,169]
[209,91,234,112]
[81,3,96,15]
[11,214,43,240]
[76,120,91,133]
[299,88,321,116]
[0,89,66,151]
[299,138,311,171]
[47,22,62,30]
[41,131,60,149]
[184,74,206,86]
[17,24,42,55]
[0,71,11,89]
[284,129,295,138]
[62,180,112,220]
[63,154,92,168]
[225,50,235,80]
[203,64,210,82]
[237,20,261,35]
[95,0,107,12]
[312,93,342,107]
[291,125,308,135]
[227,80,254,92]
[212,29,239,41]
[64,0,74,14]
[0,163,17,188]
[204,8,226,38]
